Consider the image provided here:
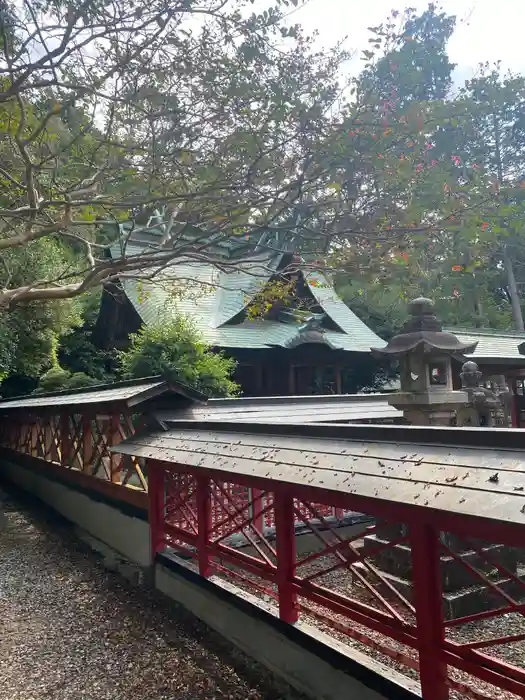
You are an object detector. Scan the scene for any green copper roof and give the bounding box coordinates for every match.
[445,327,525,362]
[109,219,259,259]
[304,270,378,337]
[211,255,284,327]
[110,243,385,352]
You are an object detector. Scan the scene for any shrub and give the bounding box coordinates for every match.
[65,372,101,389]
[37,366,71,392]
[118,316,239,397]
[36,367,102,393]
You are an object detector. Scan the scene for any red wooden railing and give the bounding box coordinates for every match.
[148,459,525,700]
[0,413,345,526]
[0,411,149,508]
[4,406,525,700]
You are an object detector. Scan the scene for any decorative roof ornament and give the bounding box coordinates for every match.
[277,309,326,330]
[371,297,478,358]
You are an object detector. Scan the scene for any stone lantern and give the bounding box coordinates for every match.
[371,297,478,425]
[366,314,519,618]
[457,360,513,427]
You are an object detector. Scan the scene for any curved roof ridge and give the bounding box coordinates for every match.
[211,252,283,328]
[302,270,385,347]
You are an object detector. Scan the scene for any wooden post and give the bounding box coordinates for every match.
[30,422,39,457]
[147,460,165,564]
[108,412,121,483]
[249,488,265,533]
[48,416,60,462]
[257,364,264,396]
[410,523,448,700]
[510,378,519,428]
[44,418,53,461]
[196,475,212,578]
[15,421,23,451]
[335,365,342,395]
[288,365,295,395]
[82,414,93,472]
[274,487,299,623]
[20,423,30,453]
[60,413,72,467]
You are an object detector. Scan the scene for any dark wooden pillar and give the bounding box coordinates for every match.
[108,412,121,483]
[60,413,72,467]
[410,523,448,700]
[510,378,519,428]
[82,414,93,472]
[335,365,342,395]
[257,363,264,396]
[288,364,295,395]
[274,487,299,623]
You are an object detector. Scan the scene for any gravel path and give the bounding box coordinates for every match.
[0,485,303,700]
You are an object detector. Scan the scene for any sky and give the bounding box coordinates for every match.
[287,0,525,84]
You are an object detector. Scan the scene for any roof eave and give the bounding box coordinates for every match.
[371,339,478,359]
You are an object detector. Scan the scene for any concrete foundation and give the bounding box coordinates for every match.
[156,556,419,700]
[0,458,151,567]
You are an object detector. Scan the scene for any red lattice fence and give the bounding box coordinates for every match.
[149,460,525,700]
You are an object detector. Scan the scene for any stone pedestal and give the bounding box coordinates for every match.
[389,389,469,426]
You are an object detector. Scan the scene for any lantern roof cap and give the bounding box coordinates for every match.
[372,297,478,358]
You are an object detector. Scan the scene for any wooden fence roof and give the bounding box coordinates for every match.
[113,421,525,527]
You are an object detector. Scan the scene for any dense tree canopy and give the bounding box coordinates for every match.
[1,0,525,388]
[0,0,349,307]
[334,4,525,337]
[0,0,347,379]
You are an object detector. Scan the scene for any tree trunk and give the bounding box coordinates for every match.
[472,280,484,326]
[493,112,504,184]
[492,112,524,331]
[503,245,525,331]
